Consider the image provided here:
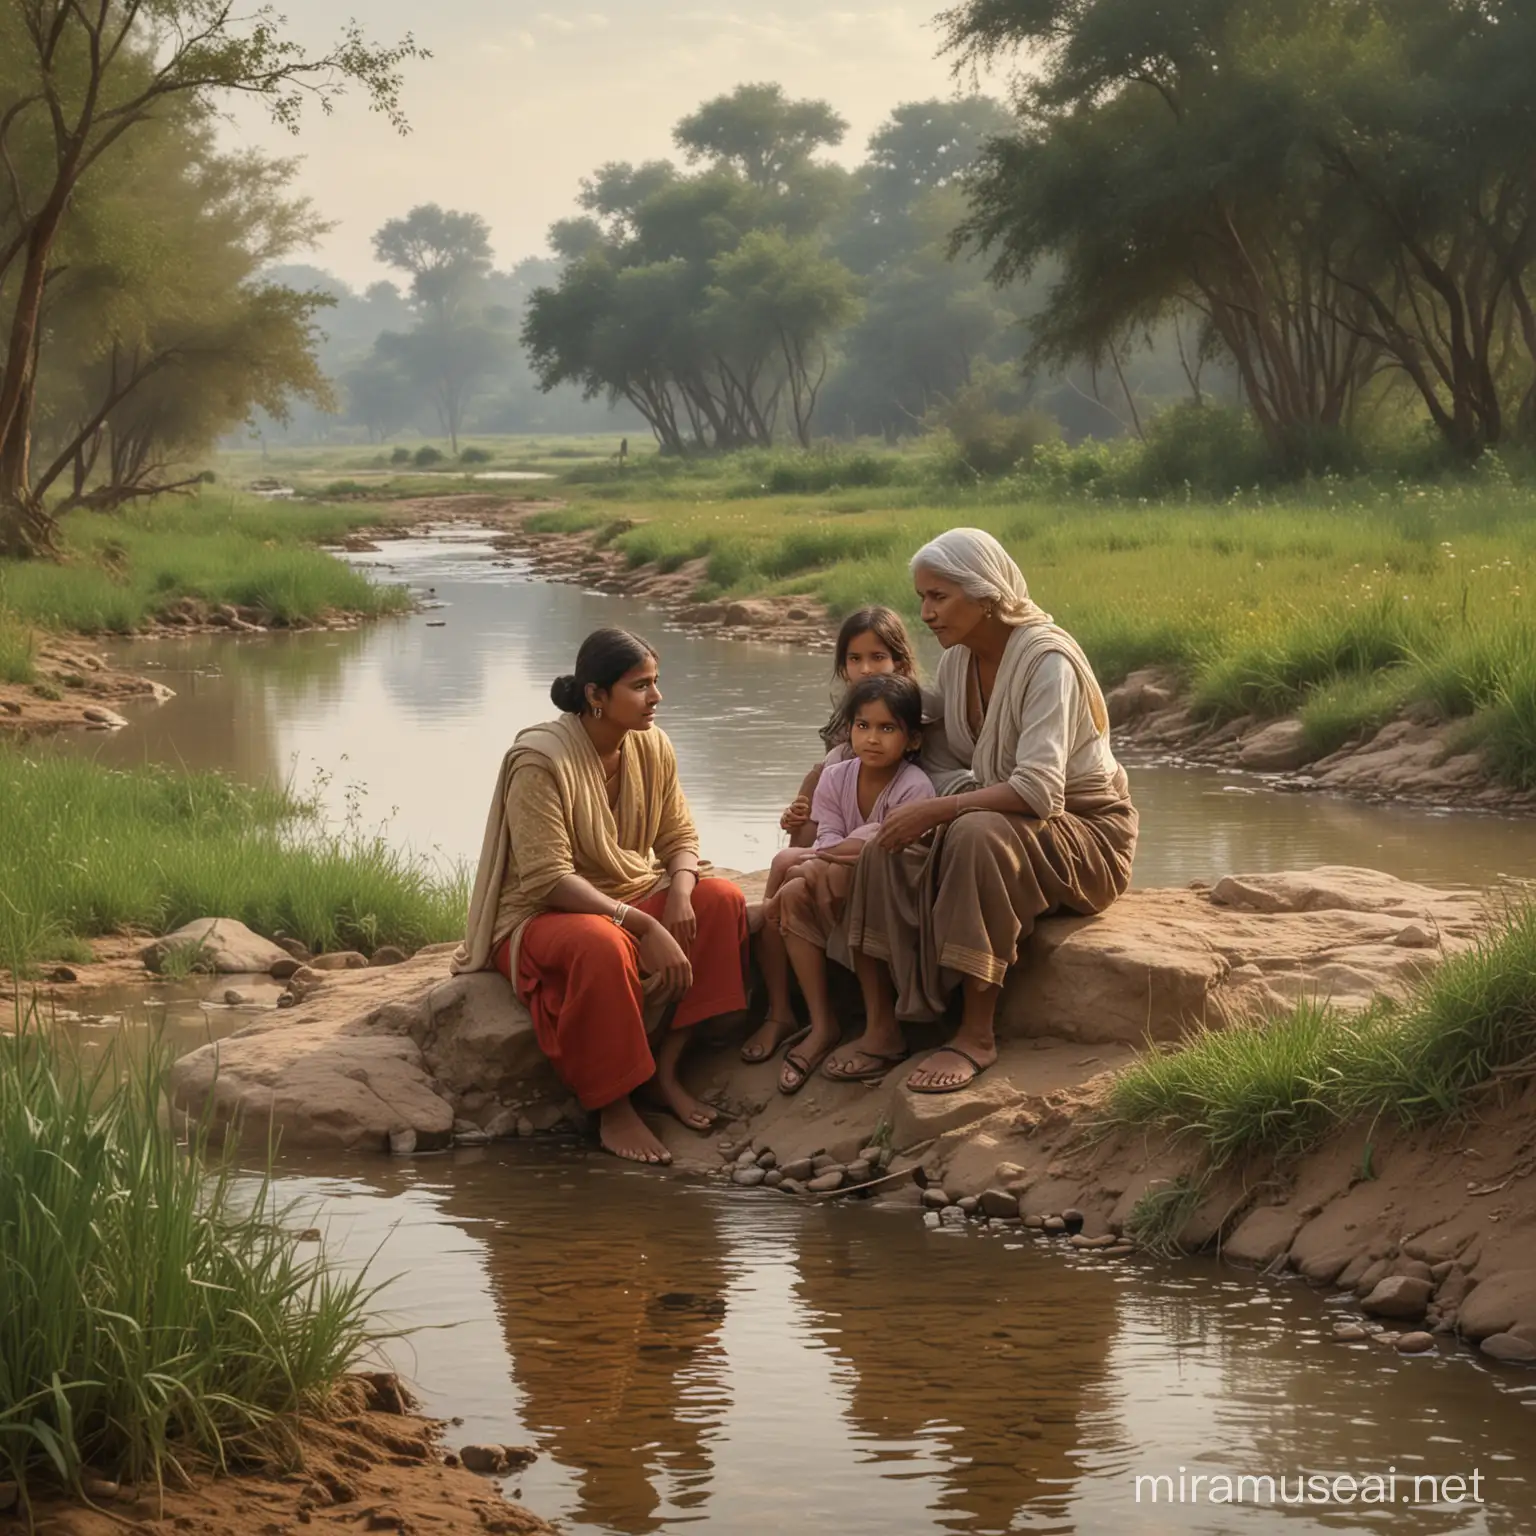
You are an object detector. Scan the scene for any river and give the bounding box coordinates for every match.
[47,526,1536,1534]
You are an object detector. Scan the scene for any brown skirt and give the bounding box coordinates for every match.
[844,776,1138,1020]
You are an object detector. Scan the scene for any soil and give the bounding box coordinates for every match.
[22,1375,554,1536]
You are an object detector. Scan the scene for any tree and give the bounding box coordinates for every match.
[674,83,847,193]
[0,1,422,556]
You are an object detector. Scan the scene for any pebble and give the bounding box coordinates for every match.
[1395,1332,1436,1354]
[858,1145,884,1165]
[807,1169,845,1193]
[1332,1323,1370,1342]
[780,1178,807,1195]
[48,965,78,983]
[756,1149,777,1170]
[1102,1244,1135,1258]
[735,1147,760,1168]
[1023,1214,1045,1229]
[939,1205,966,1227]
[1062,1208,1085,1234]
[276,993,296,1008]
[516,1115,535,1138]
[780,1158,814,1181]
[458,1444,508,1475]
[1068,1234,1095,1249]
[270,958,302,981]
[957,1195,980,1216]
[455,1129,490,1147]
[811,1154,838,1175]
[223,988,251,1006]
[921,1188,951,1210]
[732,1167,767,1187]
[297,1227,322,1243]
[844,1160,872,1184]
[979,1189,1019,1219]
[764,1169,784,1188]
[1043,1216,1067,1233]
[0,700,21,715]
[387,1128,417,1156]
[82,1476,119,1501]
[371,945,408,967]
[923,1211,941,1229]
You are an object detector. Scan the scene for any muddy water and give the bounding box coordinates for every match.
[66,527,1536,888]
[251,1143,1531,1535]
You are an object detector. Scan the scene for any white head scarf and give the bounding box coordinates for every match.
[909,528,1050,627]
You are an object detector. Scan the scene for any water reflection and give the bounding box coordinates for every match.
[268,1146,1535,1536]
[60,530,1536,888]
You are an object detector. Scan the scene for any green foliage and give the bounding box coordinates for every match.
[0,494,410,634]
[0,1012,380,1497]
[1103,902,1536,1163]
[412,445,445,467]
[390,446,413,464]
[0,611,33,684]
[459,446,493,464]
[1124,1177,1205,1258]
[0,746,468,969]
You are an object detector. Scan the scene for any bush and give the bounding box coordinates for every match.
[390,447,412,465]
[0,1012,379,1497]
[459,446,493,464]
[412,445,444,468]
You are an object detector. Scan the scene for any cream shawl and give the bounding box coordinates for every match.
[451,714,699,976]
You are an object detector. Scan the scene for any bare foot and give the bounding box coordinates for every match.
[905,1040,998,1094]
[598,1098,673,1164]
[739,1015,805,1064]
[648,1071,720,1133]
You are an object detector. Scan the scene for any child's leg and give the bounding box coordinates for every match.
[776,865,843,1091]
[741,867,808,1062]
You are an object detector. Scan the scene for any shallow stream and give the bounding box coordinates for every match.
[45,526,1536,1532]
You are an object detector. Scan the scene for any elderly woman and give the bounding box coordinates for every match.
[822,528,1138,1093]
[452,627,748,1164]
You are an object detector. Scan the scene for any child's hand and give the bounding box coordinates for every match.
[780,794,812,831]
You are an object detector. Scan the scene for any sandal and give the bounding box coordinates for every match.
[905,1046,994,1096]
[779,1040,836,1096]
[822,1047,910,1084]
[740,1021,807,1065]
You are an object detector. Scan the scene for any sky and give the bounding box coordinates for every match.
[228,1,989,290]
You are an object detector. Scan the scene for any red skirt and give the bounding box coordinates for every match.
[495,880,748,1110]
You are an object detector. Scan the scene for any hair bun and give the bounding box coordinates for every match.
[550,675,585,713]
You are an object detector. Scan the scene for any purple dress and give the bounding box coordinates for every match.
[811,757,935,851]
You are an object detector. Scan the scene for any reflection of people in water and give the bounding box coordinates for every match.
[440,1157,732,1535]
[792,1210,1116,1532]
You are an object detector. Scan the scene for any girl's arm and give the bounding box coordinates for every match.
[809,764,852,850]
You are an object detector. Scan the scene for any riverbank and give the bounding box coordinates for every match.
[161,863,1536,1371]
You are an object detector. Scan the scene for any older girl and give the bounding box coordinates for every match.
[454,628,748,1164]
[828,529,1138,1092]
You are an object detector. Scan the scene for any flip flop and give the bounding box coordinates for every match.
[905,1046,994,1096]
[822,1047,910,1084]
[740,1021,808,1065]
[779,1040,836,1096]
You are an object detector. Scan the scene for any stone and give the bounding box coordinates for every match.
[958,1196,980,1216]
[1394,924,1436,948]
[482,1107,520,1140]
[527,1104,565,1133]
[923,1211,941,1229]
[309,951,370,971]
[1061,1208,1085,1233]
[276,935,312,962]
[1395,1331,1435,1354]
[48,965,78,983]
[223,988,252,1006]
[1043,1216,1067,1234]
[0,699,22,715]
[1102,1244,1135,1258]
[276,993,296,1009]
[1332,1323,1370,1342]
[756,1149,777,1170]
[764,1169,784,1188]
[811,1154,838,1174]
[780,1178,807,1196]
[724,599,778,628]
[516,1116,536,1138]
[939,1205,966,1226]
[732,1167,767,1187]
[82,705,127,729]
[297,1227,322,1242]
[1458,1269,1536,1342]
[979,1189,1019,1220]
[271,958,303,981]
[1238,718,1314,772]
[1354,1259,1391,1297]
[735,1147,759,1167]
[858,1145,884,1165]
[458,1444,508,1475]
[1361,1276,1433,1321]
[1436,1268,1474,1309]
[388,1128,417,1156]
[371,946,408,967]
[1223,1207,1304,1268]
[780,1158,814,1181]
[1297,1249,1355,1286]
[1024,1214,1046,1230]
[807,1170,845,1193]
[1391,1257,1433,1283]
[454,1129,490,1147]
[921,1188,951,1210]
[843,1159,872,1184]
[142,918,290,976]
[1479,1333,1536,1364]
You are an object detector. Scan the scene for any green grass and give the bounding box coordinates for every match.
[0,747,468,970]
[0,608,33,684]
[543,453,1536,785]
[1102,902,1536,1165]
[0,493,412,635]
[0,1009,380,1498]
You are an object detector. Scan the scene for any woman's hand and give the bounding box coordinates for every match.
[875,799,951,852]
[637,918,694,1000]
[662,882,697,954]
[780,794,812,832]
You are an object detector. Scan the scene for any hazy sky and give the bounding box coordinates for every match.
[230,1,988,289]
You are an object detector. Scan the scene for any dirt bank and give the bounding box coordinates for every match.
[24,1374,553,1536]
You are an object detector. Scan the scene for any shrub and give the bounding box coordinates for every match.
[390,447,412,465]
[411,445,444,468]
[459,446,493,464]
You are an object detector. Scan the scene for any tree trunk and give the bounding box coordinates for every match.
[0,493,59,559]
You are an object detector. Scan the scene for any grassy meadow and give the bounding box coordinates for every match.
[0,749,467,970]
[0,491,412,635]
[0,1013,378,1497]
[532,446,1536,787]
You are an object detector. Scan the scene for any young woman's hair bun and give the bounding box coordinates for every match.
[550,674,586,714]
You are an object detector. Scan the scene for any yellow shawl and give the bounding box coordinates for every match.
[451,714,699,977]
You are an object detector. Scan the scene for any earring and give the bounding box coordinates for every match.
[593,706,604,720]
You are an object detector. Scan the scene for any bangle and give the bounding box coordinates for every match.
[611,902,630,930]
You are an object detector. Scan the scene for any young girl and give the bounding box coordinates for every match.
[741,606,920,1066]
[768,675,934,1094]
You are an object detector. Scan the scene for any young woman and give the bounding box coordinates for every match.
[740,606,920,1066]
[769,675,934,1094]
[453,628,749,1165]
[829,528,1138,1093]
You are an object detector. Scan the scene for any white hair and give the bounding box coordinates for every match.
[909,527,1048,626]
